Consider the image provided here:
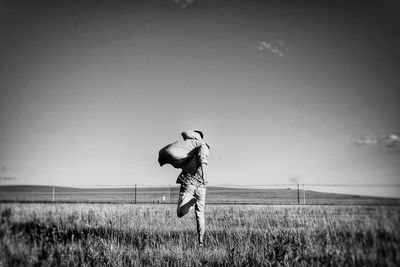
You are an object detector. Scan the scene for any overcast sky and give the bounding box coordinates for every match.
[0,0,399,196]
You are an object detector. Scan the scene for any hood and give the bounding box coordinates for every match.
[181,130,202,141]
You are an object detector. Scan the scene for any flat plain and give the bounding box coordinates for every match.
[1,185,399,205]
[1,203,399,266]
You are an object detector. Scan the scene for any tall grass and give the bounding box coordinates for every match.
[1,203,399,266]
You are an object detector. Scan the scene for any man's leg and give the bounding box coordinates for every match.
[194,186,206,245]
[177,184,196,218]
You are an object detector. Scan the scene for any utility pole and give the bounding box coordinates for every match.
[134,184,137,204]
[297,183,300,205]
[168,184,171,204]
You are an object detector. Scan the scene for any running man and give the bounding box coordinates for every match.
[176,130,210,246]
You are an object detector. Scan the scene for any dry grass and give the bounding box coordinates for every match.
[1,203,399,266]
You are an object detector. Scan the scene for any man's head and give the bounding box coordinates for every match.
[194,130,204,139]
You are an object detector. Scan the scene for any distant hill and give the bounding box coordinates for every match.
[0,185,399,205]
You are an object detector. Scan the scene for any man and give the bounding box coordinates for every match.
[175,130,210,247]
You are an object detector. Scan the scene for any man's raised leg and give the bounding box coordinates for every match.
[177,184,196,218]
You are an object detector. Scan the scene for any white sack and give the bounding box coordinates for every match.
[158,140,199,168]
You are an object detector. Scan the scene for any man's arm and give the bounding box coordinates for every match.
[200,163,207,185]
[198,143,209,185]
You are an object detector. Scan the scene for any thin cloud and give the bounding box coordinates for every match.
[355,133,400,148]
[0,176,17,181]
[355,136,379,146]
[258,40,288,58]
[384,134,400,147]
[171,0,196,9]
[0,166,17,182]
[289,176,300,184]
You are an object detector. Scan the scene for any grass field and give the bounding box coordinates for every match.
[1,203,399,266]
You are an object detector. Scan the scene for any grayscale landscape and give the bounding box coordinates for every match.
[1,0,399,265]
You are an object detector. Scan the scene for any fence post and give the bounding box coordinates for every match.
[303,184,306,205]
[134,184,137,204]
[297,183,300,205]
[52,185,55,202]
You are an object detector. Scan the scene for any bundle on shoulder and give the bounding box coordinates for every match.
[158,130,209,174]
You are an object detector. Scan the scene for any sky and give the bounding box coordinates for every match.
[0,0,399,197]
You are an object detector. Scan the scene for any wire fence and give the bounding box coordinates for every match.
[1,184,400,205]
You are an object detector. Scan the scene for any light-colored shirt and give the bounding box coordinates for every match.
[177,166,206,187]
[176,130,209,186]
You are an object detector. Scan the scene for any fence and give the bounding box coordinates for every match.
[1,184,399,205]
